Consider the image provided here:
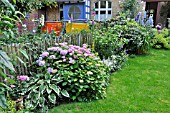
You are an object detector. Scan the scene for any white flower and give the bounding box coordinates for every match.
[79,80,84,83]
[87,71,93,75]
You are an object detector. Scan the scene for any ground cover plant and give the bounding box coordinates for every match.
[49,49,170,113]
[151,28,170,49]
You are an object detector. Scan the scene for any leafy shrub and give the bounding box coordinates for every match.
[106,15,151,54]
[94,27,127,59]
[25,43,110,111]
[151,29,170,49]
[93,25,128,71]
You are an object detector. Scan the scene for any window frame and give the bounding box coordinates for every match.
[94,1,112,21]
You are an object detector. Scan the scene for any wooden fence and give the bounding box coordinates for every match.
[2,33,93,76]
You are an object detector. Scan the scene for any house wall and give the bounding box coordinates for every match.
[17,10,39,33]
[46,6,59,21]
[90,0,146,19]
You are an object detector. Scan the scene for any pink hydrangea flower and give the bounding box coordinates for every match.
[158,30,161,33]
[38,61,45,66]
[62,56,66,59]
[82,44,87,48]
[59,43,65,46]
[47,67,53,73]
[74,55,78,59]
[49,55,56,59]
[17,75,29,81]
[4,78,7,83]
[10,84,16,88]
[40,52,49,57]
[69,59,75,64]
[60,50,68,55]
[47,47,59,51]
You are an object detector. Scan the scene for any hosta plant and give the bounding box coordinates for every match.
[24,73,69,112]
[33,43,110,103]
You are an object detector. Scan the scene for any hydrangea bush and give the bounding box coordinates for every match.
[25,42,110,111]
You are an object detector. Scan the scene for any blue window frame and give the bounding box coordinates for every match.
[63,3,85,20]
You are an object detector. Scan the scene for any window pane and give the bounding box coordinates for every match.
[60,11,63,20]
[108,1,111,8]
[100,1,106,8]
[101,11,106,14]
[96,11,98,14]
[95,2,98,8]
[69,6,74,13]
[75,6,80,12]
[108,10,111,14]
[68,6,81,19]
[74,13,81,19]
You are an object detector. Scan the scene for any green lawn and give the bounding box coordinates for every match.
[49,49,170,113]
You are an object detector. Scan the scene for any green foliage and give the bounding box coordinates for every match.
[0,0,24,33]
[32,43,110,105]
[24,73,69,112]
[0,50,15,109]
[122,0,139,18]
[93,23,128,71]
[151,29,170,49]
[2,0,57,14]
[107,15,151,54]
[0,98,17,113]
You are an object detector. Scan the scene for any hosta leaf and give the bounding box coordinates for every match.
[39,97,45,107]
[61,89,69,97]
[0,93,7,109]
[49,84,60,96]
[1,0,15,12]
[0,50,15,71]
[39,85,46,94]
[62,82,67,86]
[47,86,52,94]
[48,94,56,104]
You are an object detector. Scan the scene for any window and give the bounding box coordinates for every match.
[94,1,112,21]
[59,4,63,20]
[68,6,81,20]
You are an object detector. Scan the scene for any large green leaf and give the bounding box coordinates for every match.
[0,93,6,109]
[61,89,69,98]
[0,69,6,78]
[46,86,52,94]
[48,94,56,104]
[1,0,15,12]
[39,97,45,107]
[49,84,60,96]
[0,50,15,71]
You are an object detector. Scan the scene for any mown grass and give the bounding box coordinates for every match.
[49,49,170,113]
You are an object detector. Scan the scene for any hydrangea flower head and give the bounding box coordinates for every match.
[17,75,29,81]
[40,52,49,57]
